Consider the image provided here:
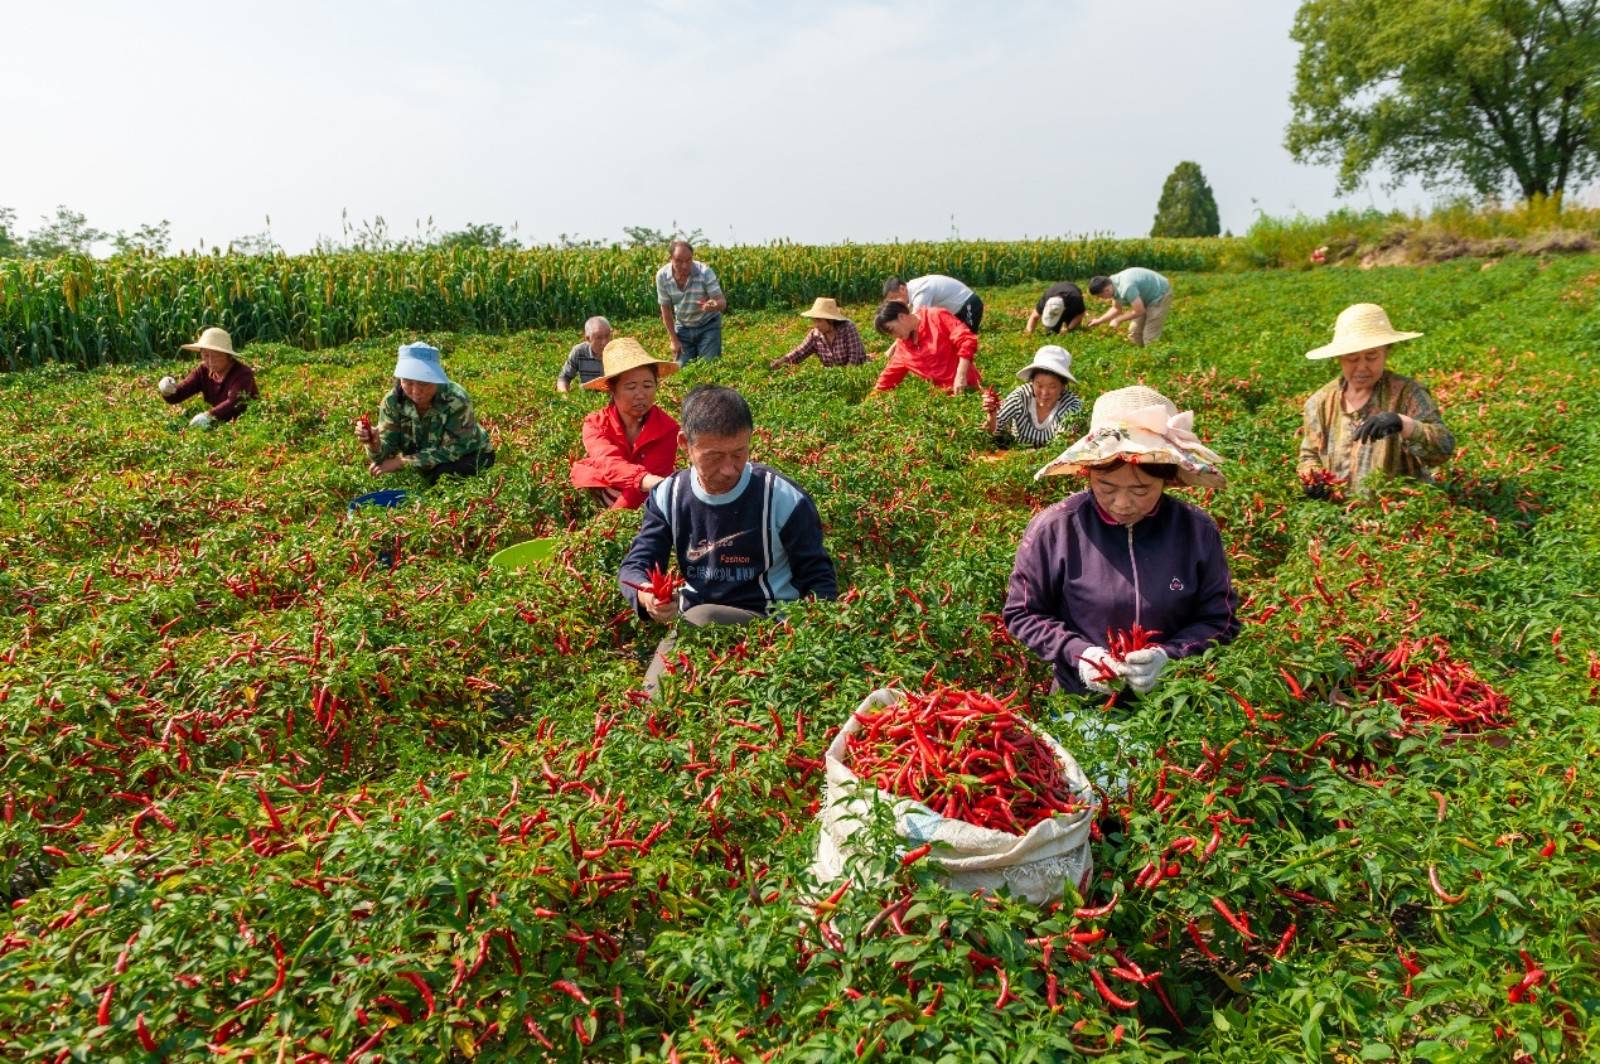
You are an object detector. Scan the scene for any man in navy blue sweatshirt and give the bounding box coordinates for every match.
[619,385,838,696]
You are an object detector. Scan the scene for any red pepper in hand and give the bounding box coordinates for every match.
[623,564,686,603]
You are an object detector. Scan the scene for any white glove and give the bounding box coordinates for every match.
[1122,647,1171,694]
[157,375,178,397]
[1077,646,1125,695]
[189,411,215,430]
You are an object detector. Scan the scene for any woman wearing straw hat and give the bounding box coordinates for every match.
[769,298,868,369]
[1298,303,1454,494]
[570,338,681,510]
[981,345,1085,449]
[352,342,495,485]
[1004,386,1238,702]
[157,327,259,429]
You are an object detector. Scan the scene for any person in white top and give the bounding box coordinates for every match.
[882,274,984,333]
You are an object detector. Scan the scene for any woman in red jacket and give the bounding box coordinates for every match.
[569,338,681,509]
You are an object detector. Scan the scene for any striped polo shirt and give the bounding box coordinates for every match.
[656,261,724,328]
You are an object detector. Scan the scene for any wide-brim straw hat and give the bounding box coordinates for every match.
[393,342,450,385]
[1035,385,1225,488]
[799,297,850,322]
[181,326,240,359]
[582,337,679,391]
[1306,303,1423,360]
[1040,296,1067,329]
[1016,344,1078,384]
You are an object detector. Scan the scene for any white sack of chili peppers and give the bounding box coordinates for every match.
[813,688,1095,905]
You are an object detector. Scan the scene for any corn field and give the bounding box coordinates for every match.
[0,238,1230,370]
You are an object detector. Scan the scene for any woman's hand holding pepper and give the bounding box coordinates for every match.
[1122,647,1170,693]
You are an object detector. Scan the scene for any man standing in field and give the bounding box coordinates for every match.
[555,316,613,392]
[1086,268,1173,346]
[657,241,727,366]
[620,385,837,697]
[883,273,984,333]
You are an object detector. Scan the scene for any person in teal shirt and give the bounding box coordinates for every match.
[1087,268,1174,347]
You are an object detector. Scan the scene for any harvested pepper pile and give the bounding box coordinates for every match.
[1341,634,1513,734]
[845,690,1086,833]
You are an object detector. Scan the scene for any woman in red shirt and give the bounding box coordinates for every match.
[570,338,681,509]
[871,300,981,394]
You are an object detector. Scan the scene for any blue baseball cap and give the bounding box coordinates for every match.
[393,342,450,385]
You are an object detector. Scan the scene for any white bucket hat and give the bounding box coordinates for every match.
[1015,345,1078,384]
[181,326,241,359]
[393,342,450,385]
[1040,296,1067,329]
[1035,385,1225,488]
[1306,303,1423,360]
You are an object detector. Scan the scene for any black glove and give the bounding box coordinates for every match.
[1302,481,1331,500]
[1351,412,1403,443]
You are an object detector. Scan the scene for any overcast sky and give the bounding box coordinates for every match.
[2,0,1544,254]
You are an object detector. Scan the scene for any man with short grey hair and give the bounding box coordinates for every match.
[656,241,726,366]
[619,385,837,697]
[556,316,613,393]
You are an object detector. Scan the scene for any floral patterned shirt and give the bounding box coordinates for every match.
[1297,370,1453,487]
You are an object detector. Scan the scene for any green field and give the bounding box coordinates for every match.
[2,257,1598,1061]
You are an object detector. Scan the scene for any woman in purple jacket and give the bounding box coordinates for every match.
[1004,386,1238,698]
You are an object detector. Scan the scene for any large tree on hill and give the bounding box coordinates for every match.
[1286,0,1600,201]
[1151,161,1222,237]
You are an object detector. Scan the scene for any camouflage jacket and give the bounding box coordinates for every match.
[373,382,492,469]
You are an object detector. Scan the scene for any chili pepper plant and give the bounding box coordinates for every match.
[1,259,1598,1061]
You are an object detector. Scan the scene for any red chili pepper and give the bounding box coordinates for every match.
[39,808,85,833]
[1074,892,1119,920]
[256,788,285,834]
[397,971,435,1018]
[235,933,287,1012]
[1539,838,1557,859]
[994,968,1020,1008]
[1507,951,1548,1003]
[1186,919,1222,960]
[1210,897,1256,940]
[1427,865,1466,905]
[97,984,113,1027]
[623,564,686,602]
[345,1027,384,1064]
[1272,924,1297,959]
[901,843,933,867]
[552,979,590,1006]
[1089,968,1138,1009]
[136,1012,157,1051]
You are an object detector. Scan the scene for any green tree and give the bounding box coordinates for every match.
[622,222,707,249]
[436,222,520,250]
[111,220,172,257]
[0,207,19,258]
[1150,161,1221,237]
[23,205,105,258]
[1287,0,1600,201]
